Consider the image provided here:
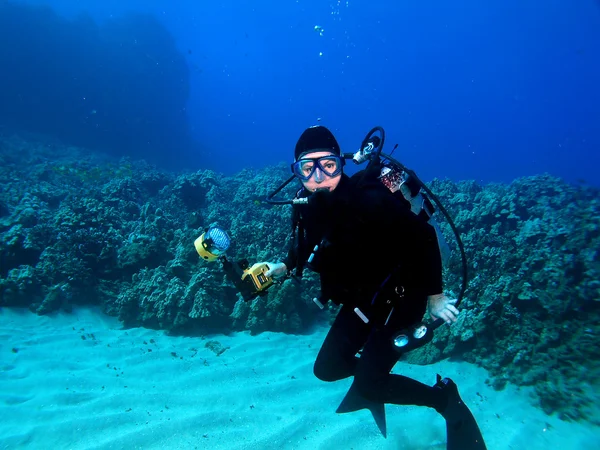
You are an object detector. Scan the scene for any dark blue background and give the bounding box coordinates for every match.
[14,0,600,186]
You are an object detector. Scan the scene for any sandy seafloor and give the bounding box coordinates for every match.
[0,307,598,450]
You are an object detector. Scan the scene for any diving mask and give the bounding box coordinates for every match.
[291,155,344,181]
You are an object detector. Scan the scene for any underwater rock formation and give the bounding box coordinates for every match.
[1,134,599,423]
[0,2,193,167]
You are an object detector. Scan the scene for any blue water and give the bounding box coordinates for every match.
[2,2,600,449]
[3,0,599,185]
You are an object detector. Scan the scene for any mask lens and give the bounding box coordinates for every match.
[292,160,315,180]
[298,160,315,177]
[317,157,340,176]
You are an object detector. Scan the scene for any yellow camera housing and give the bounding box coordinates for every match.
[241,263,274,293]
[194,234,218,261]
[193,227,273,301]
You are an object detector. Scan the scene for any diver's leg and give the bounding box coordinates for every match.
[313,304,371,382]
[354,328,487,448]
[353,327,446,411]
[434,376,487,449]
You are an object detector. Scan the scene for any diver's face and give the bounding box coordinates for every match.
[299,151,342,193]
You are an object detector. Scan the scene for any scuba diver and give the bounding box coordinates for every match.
[261,125,487,449]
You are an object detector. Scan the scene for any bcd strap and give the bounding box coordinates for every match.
[351,155,383,189]
[290,200,307,278]
[295,218,306,278]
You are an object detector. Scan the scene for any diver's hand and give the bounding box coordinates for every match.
[428,294,459,324]
[264,262,288,279]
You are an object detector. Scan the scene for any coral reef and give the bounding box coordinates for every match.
[408,176,600,422]
[1,134,599,423]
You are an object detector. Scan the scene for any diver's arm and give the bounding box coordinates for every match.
[427,294,459,323]
[420,226,443,295]
[362,183,443,294]
[281,244,297,272]
[263,207,301,279]
[264,237,296,279]
[406,220,443,295]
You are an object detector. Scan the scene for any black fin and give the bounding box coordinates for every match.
[435,377,487,450]
[336,382,387,438]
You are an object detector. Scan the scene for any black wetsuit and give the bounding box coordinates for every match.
[283,171,446,411]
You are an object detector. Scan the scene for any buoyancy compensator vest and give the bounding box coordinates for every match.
[266,126,469,344]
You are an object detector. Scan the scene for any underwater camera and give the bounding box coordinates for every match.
[194,226,274,302]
